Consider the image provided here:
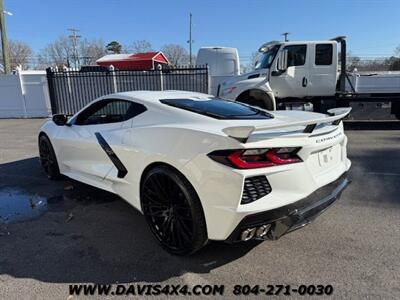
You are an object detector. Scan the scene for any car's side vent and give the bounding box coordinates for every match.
[241,176,272,204]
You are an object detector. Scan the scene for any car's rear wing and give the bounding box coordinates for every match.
[222,107,351,143]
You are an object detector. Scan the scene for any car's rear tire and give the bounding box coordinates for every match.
[39,134,61,180]
[141,165,208,255]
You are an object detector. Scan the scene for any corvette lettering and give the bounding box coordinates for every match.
[315,131,343,143]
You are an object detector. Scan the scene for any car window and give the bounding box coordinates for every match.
[75,99,147,125]
[160,98,273,120]
[315,44,333,65]
[284,45,307,67]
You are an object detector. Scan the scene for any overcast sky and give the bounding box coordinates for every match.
[4,0,400,63]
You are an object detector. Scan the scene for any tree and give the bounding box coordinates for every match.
[395,46,400,57]
[0,40,33,70]
[80,38,106,65]
[36,35,73,69]
[130,40,153,54]
[36,36,107,69]
[161,44,189,66]
[347,53,361,70]
[391,46,400,71]
[387,56,400,71]
[106,41,122,54]
[241,51,260,73]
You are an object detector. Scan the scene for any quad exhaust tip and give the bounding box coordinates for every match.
[256,224,271,239]
[240,224,272,241]
[240,227,257,241]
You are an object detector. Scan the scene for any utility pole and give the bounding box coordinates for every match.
[187,13,194,66]
[0,0,10,74]
[68,28,81,69]
[282,32,290,42]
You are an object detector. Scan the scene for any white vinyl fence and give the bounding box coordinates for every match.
[0,70,52,118]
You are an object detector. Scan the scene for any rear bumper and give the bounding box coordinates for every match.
[225,172,350,243]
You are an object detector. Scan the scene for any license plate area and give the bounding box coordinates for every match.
[307,144,342,175]
[317,145,340,170]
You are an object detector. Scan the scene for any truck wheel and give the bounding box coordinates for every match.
[236,90,274,110]
[141,165,208,255]
[239,97,267,109]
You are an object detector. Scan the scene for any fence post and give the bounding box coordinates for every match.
[15,66,28,118]
[158,65,164,91]
[206,64,211,95]
[109,65,118,93]
[62,65,72,98]
[46,67,57,115]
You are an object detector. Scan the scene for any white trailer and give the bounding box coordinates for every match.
[196,47,240,95]
[198,37,400,120]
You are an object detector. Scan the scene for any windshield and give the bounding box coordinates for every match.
[254,45,280,70]
[160,98,273,120]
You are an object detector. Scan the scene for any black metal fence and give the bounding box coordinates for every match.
[46,66,209,115]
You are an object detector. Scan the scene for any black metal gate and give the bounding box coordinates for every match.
[46,66,209,115]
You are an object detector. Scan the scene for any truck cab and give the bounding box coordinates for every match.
[203,38,400,119]
[219,40,339,109]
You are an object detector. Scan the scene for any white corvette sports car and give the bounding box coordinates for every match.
[38,91,351,255]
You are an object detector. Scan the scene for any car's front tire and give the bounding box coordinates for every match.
[141,165,208,255]
[39,134,61,180]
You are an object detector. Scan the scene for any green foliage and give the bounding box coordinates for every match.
[106,41,122,54]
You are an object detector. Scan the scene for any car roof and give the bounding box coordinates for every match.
[113,90,213,105]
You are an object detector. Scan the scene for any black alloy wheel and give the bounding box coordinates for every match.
[39,135,61,180]
[141,165,207,255]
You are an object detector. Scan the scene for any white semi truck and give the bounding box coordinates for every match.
[197,37,400,119]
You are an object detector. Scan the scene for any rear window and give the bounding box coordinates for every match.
[160,98,273,120]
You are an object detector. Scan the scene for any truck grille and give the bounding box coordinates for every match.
[241,176,272,204]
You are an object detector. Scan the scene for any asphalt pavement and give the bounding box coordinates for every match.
[0,119,399,299]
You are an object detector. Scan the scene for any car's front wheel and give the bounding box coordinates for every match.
[39,134,61,180]
[141,165,208,255]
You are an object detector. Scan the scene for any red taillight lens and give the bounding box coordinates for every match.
[227,150,275,168]
[208,147,302,169]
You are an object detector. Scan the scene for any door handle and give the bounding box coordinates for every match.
[302,77,308,87]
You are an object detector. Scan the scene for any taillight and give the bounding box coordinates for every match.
[208,147,302,169]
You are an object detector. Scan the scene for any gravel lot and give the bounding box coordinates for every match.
[0,119,399,299]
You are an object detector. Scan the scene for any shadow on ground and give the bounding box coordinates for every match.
[346,147,400,209]
[0,158,261,284]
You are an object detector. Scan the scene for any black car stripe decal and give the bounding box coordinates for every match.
[94,132,128,179]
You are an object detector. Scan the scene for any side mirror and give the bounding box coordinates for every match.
[52,114,69,126]
[277,49,288,71]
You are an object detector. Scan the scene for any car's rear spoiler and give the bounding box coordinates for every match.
[222,107,351,143]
